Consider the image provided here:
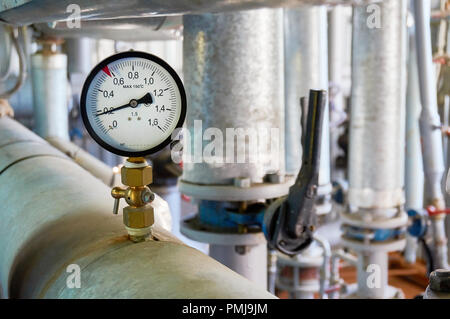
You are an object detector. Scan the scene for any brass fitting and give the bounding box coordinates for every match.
[123,205,155,229]
[112,186,154,207]
[111,158,156,242]
[121,165,153,187]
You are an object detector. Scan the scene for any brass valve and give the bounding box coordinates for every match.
[111,157,155,242]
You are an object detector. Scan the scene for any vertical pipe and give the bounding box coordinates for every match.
[284,5,331,213]
[404,29,425,264]
[182,8,283,287]
[182,9,285,185]
[349,0,407,298]
[356,251,389,299]
[65,37,93,76]
[413,0,449,269]
[209,243,267,289]
[31,43,69,140]
[267,248,277,294]
[328,5,348,182]
[349,0,407,212]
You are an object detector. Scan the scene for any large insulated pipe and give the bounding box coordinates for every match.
[284,6,331,214]
[413,0,449,270]
[349,0,407,213]
[0,117,274,298]
[46,136,116,187]
[181,9,284,287]
[182,8,284,185]
[31,40,69,140]
[347,0,407,299]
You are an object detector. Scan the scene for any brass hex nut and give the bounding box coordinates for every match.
[121,165,152,186]
[123,205,154,229]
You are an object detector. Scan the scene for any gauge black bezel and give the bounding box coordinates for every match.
[80,51,187,157]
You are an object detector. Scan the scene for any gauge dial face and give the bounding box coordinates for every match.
[81,51,186,157]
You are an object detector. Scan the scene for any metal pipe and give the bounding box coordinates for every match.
[413,0,449,270]
[182,8,285,186]
[329,249,357,299]
[45,137,172,231]
[404,28,425,264]
[284,6,331,215]
[34,17,183,42]
[0,0,384,26]
[328,5,350,182]
[349,0,407,211]
[65,38,93,76]
[31,42,69,141]
[313,234,331,299]
[46,136,116,186]
[356,251,388,299]
[267,248,278,294]
[284,5,330,188]
[0,117,274,298]
[152,185,208,252]
[209,243,268,289]
[0,27,27,99]
[346,0,408,299]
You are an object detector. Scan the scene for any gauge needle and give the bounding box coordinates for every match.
[95,93,153,116]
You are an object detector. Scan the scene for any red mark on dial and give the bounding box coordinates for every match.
[102,65,112,77]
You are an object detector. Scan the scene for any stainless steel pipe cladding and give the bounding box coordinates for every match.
[284,6,330,181]
[31,49,69,141]
[0,117,274,298]
[182,9,285,185]
[348,0,407,211]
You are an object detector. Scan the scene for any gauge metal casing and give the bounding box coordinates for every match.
[80,51,186,157]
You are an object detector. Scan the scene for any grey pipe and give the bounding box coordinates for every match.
[46,136,116,187]
[349,0,407,212]
[0,117,274,299]
[404,28,424,264]
[0,0,382,26]
[284,5,331,190]
[413,0,449,269]
[182,8,285,185]
[34,17,182,42]
[31,48,69,141]
[313,234,331,299]
[329,249,357,299]
[347,0,408,299]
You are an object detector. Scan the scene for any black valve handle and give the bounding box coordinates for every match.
[265,89,327,256]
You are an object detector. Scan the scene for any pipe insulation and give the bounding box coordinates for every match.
[283,5,331,215]
[0,117,274,299]
[182,8,285,186]
[284,6,330,181]
[0,0,384,26]
[31,48,69,141]
[346,0,408,299]
[349,0,407,213]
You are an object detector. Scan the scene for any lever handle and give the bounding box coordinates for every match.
[264,89,327,256]
[113,197,120,215]
[111,186,127,215]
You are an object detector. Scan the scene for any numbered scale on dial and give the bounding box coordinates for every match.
[80,51,186,156]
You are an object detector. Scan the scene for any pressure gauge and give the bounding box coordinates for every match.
[80,51,186,157]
